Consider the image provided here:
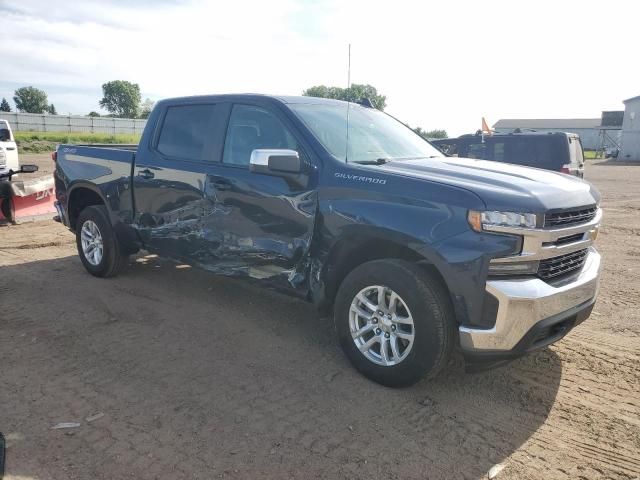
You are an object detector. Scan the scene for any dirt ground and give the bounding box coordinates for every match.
[0,156,638,480]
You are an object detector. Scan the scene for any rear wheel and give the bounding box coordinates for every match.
[334,259,455,387]
[76,205,127,277]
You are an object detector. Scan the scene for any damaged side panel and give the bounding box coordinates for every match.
[129,97,320,293]
[132,156,319,293]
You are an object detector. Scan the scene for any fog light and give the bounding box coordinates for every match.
[488,261,539,276]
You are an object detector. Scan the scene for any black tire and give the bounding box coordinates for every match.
[334,259,455,388]
[75,205,128,278]
[1,197,14,223]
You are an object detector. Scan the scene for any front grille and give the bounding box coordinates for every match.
[538,249,588,280]
[544,207,597,228]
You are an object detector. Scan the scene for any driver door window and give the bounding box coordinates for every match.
[222,105,298,167]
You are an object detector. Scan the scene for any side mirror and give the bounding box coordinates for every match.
[249,149,306,189]
[250,149,301,174]
[20,164,39,173]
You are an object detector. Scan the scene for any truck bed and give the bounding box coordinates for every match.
[55,144,137,224]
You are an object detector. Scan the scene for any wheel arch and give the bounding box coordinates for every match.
[314,230,454,315]
[67,183,108,231]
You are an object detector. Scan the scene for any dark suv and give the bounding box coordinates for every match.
[432,132,585,177]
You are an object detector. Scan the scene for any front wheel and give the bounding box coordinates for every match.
[76,205,128,278]
[334,259,455,387]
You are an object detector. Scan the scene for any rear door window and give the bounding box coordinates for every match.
[491,141,505,161]
[437,141,458,156]
[466,142,488,159]
[156,104,218,162]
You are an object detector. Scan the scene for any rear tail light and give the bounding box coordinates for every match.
[51,151,57,162]
[560,164,571,174]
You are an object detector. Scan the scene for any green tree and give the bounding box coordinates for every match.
[88,111,101,117]
[412,127,448,140]
[303,83,387,110]
[99,80,141,118]
[0,98,11,112]
[48,104,57,115]
[13,86,49,113]
[139,98,155,119]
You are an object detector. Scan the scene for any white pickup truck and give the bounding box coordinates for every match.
[0,120,20,173]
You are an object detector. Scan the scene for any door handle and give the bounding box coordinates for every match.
[6,147,15,150]
[211,179,232,191]
[137,168,155,180]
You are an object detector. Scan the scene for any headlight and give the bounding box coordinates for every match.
[468,210,538,232]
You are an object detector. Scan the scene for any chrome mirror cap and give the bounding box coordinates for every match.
[249,149,299,167]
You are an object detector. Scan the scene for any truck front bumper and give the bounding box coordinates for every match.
[459,247,601,359]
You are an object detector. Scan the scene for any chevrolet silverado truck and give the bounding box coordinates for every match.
[53,95,602,387]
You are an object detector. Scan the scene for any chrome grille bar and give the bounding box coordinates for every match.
[544,207,597,228]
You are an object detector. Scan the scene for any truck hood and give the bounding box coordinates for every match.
[379,157,600,212]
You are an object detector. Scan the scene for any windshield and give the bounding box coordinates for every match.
[290,103,443,163]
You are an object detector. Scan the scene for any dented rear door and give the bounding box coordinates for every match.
[132,101,230,260]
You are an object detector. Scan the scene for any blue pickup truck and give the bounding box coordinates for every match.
[53,94,602,387]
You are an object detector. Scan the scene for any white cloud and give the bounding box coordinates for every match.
[1,0,639,134]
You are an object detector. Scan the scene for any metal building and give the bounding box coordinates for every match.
[493,118,604,150]
[620,96,640,161]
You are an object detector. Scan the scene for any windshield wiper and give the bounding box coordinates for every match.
[393,156,440,160]
[352,156,441,165]
[351,158,390,165]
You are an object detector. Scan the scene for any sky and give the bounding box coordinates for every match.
[1,0,638,136]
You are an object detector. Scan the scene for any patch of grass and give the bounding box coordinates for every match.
[15,131,140,145]
[14,131,141,153]
[584,150,599,160]
[17,141,57,153]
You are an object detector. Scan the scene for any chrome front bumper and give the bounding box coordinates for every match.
[459,247,601,352]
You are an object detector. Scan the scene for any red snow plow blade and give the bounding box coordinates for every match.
[0,175,56,224]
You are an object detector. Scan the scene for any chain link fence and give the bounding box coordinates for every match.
[0,112,147,135]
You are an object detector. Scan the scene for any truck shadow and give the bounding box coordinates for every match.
[591,159,640,166]
[1,253,562,480]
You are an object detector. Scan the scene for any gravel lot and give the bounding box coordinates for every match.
[1,156,638,479]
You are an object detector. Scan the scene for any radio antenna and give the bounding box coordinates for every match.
[345,43,351,163]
